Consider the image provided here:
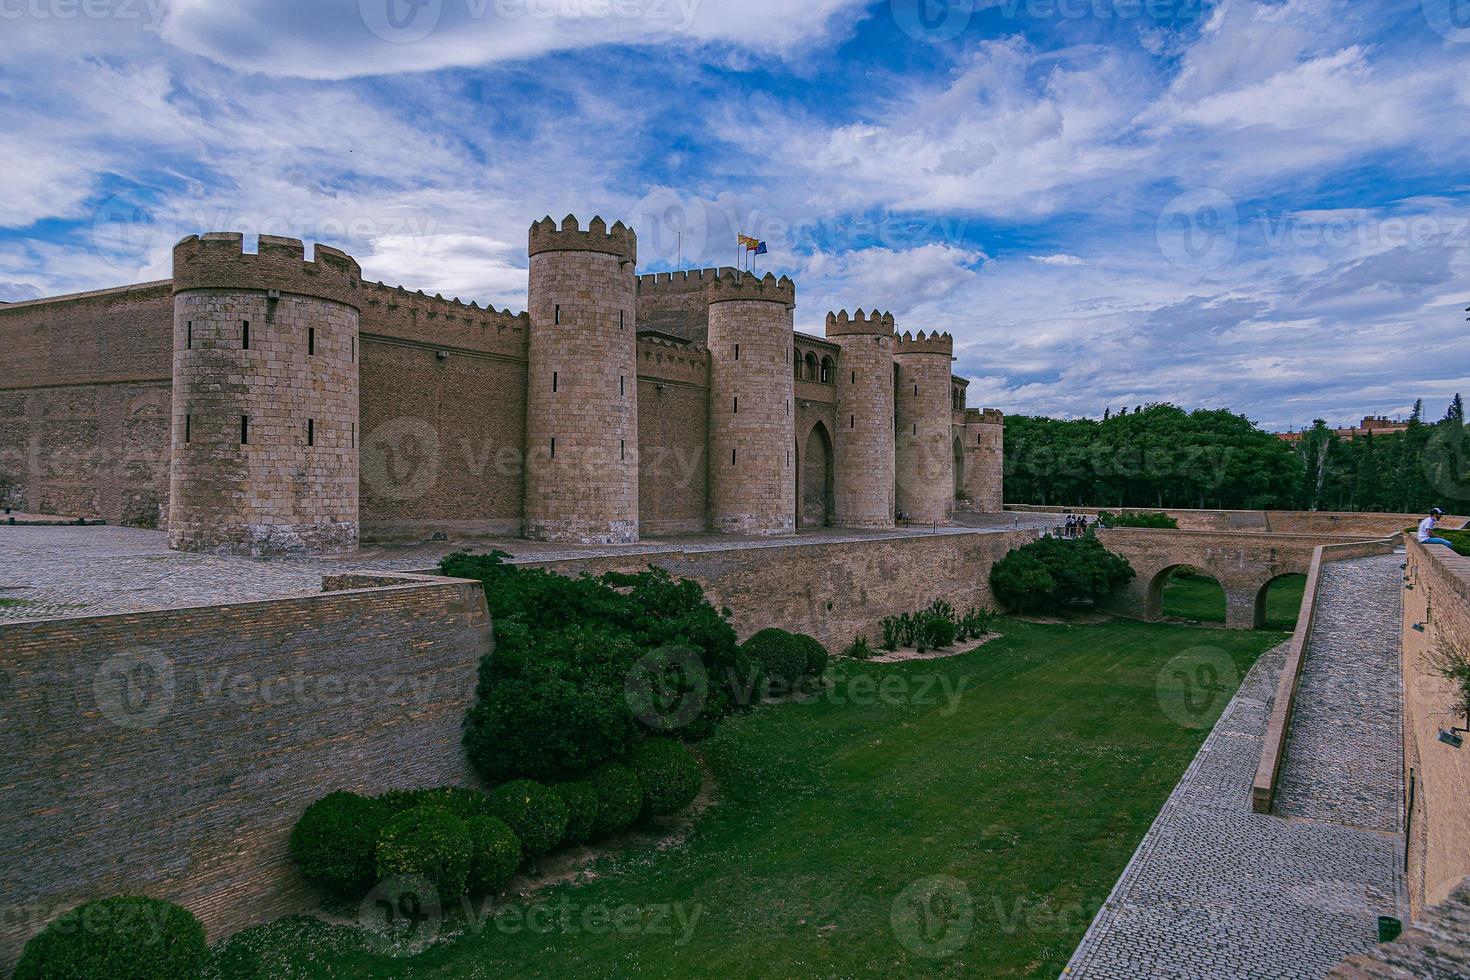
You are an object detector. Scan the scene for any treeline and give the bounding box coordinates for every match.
[1004,401,1470,513]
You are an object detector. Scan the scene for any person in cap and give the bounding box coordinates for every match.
[1418,508,1454,547]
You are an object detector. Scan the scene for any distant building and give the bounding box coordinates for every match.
[1276,416,1411,443]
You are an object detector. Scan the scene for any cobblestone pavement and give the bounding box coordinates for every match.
[0,515,1054,623]
[1065,639,1402,979]
[1273,554,1404,833]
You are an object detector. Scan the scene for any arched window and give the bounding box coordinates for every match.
[820,356,834,384]
[804,351,818,381]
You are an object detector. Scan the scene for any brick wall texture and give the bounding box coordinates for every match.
[1401,539,1470,914]
[894,337,955,525]
[0,576,491,974]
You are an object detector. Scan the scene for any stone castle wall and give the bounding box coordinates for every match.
[706,273,797,535]
[0,573,491,974]
[962,408,1004,513]
[895,331,956,525]
[524,217,641,544]
[168,234,360,556]
[0,214,1006,544]
[0,283,173,524]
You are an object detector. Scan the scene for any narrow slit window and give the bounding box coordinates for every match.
[913,423,917,436]
[850,415,855,429]
[184,415,191,443]
[352,422,357,448]
[554,304,561,325]
[733,396,739,414]
[731,448,737,466]
[307,419,315,447]
[620,439,626,461]
[241,416,249,444]
[242,321,250,349]
[787,450,791,467]
[553,371,558,393]
[186,321,193,350]
[735,344,740,361]
[913,384,918,397]
[620,376,624,396]
[619,310,625,330]
[851,370,855,384]
[351,337,356,362]
[308,327,315,356]
[550,438,556,459]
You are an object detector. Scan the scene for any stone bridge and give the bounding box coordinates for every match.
[1095,528,1387,629]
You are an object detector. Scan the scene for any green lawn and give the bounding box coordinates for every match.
[208,619,1285,979]
[1162,572,1306,630]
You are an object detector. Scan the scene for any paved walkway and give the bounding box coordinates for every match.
[1065,633,1402,978]
[1274,554,1404,833]
[0,513,1053,624]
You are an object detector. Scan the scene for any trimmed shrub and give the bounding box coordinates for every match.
[990,536,1135,612]
[920,613,956,650]
[741,628,807,689]
[627,738,703,817]
[553,781,600,845]
[16,897,207,980]
[290,791,389,894]
[1098,510,1178,529]
[379,786,493,821]
[464,815,522,894]
[792,633,829,678]
[844,635,876,659]
[587,762,643,836]
[374,805,474,900]
[488,780,570,859]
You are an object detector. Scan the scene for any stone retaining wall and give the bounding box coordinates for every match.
[0,573,491,972]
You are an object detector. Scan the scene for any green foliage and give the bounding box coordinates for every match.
[741,628,807,689]
[586,762,643,836]
[378,786,493,820]
[464,815,522,894]
[443,553,745,783]
[991,537,1136,612]
[553,781,600,845]
[16,897,207,980]
[488,780,571,859]
[957,606,996,641]
[879,616,902,652]
[791,633,829,678]
[289,791,389,894]
[627,739,703,816]
[921,613,956,650]
[374,805,474,900]
[844,635,876,659]
[1097,510,1179,529]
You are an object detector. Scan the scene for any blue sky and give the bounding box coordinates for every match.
[2,0,1467,430]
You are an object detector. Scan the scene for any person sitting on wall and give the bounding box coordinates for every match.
[1418,508,1455,547]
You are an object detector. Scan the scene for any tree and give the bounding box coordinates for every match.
[1446,394,1465,425]
[990,537,1135,612]
[1410,398,1424,425]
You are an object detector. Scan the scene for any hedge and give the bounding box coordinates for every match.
[374,805,474,900]
[627,739,703,816]
[586,762,643,836]
[15,897,208,980]
[289,791,389,894]
[488,780,570,859]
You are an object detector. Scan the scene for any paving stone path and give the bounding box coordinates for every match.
[1065,628,1402,978]
[0,514,1055,623]
[1273,553,1404,833]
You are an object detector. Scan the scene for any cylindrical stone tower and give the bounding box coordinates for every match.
[706,271,797,535]
[894,330,955,525]
[524,215,640,543]
[825,309,896,528]
[169,233,361,555]
[964,408,1005,513]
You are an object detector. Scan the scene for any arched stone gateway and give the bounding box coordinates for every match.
[1095,528,1381,630]
[798,421,834,529]
[953,434,965,501]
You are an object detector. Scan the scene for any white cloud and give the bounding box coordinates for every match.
[1029,253,1085,266]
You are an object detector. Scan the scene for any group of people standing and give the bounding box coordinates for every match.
[1061,513,1095,539]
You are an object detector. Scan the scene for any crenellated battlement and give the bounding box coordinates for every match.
[636,267,735,295]
[528,214,637,264]
[825,309,895,337]
[895,329,953,357]
[707,270,795,307]
[172,233,362,308]
[970,407,1005,425]
[360,280,528,330]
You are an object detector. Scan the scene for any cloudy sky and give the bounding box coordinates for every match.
[2,0,1467,430]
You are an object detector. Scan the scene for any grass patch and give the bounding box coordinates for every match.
[207,618,1284,979]
[1161,573,1306,630]
[0,598,32,609]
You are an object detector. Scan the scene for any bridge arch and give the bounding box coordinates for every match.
[1251,572,1308,631]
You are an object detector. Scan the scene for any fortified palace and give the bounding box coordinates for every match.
[0,215,1003,554]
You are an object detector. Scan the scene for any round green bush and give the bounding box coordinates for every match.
[586,762,643,836]
[553,781,600,845]
[378,786,492,820]
[487,780,570,859]
[289,791,389,893]
[374,805,473,901]
[463,815,522,894]
[627,739,703,816]
[741,628,807,689]
[15,897,207,980]
[791,633,829,678]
